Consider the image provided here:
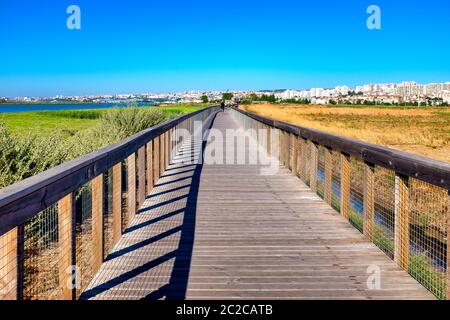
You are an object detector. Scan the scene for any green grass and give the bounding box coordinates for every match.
[373,225,394,256]
[349,209,363,232]
[0,104,205,137]
[409,254,446,299]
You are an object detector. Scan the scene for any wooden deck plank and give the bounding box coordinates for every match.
[81,110,435,300]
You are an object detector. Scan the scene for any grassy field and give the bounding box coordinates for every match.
[240,103,450,163]
[0,104,204,136]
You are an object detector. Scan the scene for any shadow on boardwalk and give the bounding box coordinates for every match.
[81,123,212,300]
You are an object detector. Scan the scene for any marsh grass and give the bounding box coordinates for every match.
[240,104,450,163]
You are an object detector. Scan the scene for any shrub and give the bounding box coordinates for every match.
[98,107,166,141]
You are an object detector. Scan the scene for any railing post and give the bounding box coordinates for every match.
[0,228,19,300]
[295,136,301,176]
[291,135,298,176]
[92,174,104,274]
[112,162,122,245]
[324,147,333,206]
[299,138,307,182]
[394,173,410,270]
[153,137,160,183]
[146,140,154,196]
[340,153,350,219]
[363,163,375,240]
[160,134,165,176]
[284,132,288,167]
[267,126,272,156]
[127,153,136,221]
[279,131,283,165]
[289,133,293,171]
[137,146,146,207]
[165,130,170,169]
[58,193,76,300]
[310,141,318,193]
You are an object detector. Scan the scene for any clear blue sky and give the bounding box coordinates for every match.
[0,0,449,96]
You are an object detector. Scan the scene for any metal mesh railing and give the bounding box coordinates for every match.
[331,150,341,212]
[317,146,325,199]
[349,157,365,232]
[373,166,396,259]
[103,169,114,258]
[22,205,59,300]
[75,183,93,298]
[408,178,447,299]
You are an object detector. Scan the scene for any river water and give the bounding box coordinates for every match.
[0,102,154,113]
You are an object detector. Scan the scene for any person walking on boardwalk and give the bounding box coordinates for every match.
[221,101,225,112]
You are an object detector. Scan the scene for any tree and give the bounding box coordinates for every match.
[222,92,234,101]
[200,95,209,103]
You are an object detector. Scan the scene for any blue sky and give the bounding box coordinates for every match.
[0,0,449,96]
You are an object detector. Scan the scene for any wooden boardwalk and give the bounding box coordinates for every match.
[81,110,434,300]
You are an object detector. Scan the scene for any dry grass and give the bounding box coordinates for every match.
[240,104,450,163]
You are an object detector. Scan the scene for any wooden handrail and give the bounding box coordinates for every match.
[232,106,450,190]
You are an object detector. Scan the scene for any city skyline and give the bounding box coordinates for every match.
[3,80,450,107]
[1,0,450,96]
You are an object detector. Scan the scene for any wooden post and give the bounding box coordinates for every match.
[137,146,146,207]
[288,134,293,171]
[112,162,122,245]
[284,132,288,167]
[0,228,18,300]
[394,174,410,270]
[340,153,351,219]
[58,193,75,300]
[293,136,300,177]
[299,138,306,182]
[146,141,154,196]
[92,174,104,274]
[310,141,318,192]
[153,137,160,184]
[267,126,272,156]
[127,153,136,221]
[324,148,333,206]
[279,131,283,165]
[160,134,165,176]
[166,130,170,169]
[363,163,375,240]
